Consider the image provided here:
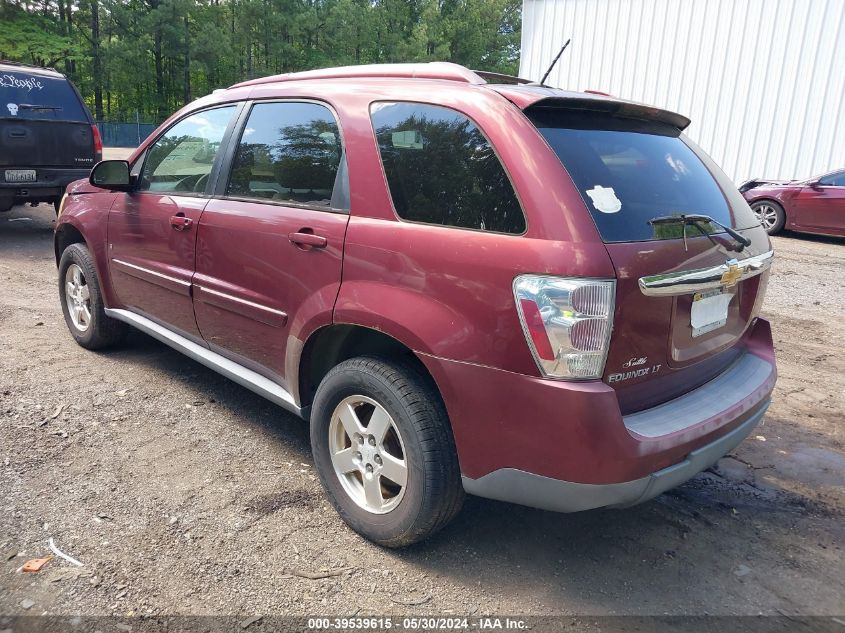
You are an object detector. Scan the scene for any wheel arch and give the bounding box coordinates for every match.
[297,324,440,412]
[749,197,787,216]
[54,222,87,265]
[54,215,119,309]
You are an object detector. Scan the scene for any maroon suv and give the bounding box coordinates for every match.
[55,63,776,546]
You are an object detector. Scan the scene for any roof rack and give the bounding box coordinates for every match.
[231,62,486,89]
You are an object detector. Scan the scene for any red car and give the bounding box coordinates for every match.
[54,63,776,546]
[741,169,845,236]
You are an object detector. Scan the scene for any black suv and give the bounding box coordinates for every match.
[1,61,101,213]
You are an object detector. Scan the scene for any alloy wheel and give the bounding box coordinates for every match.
[754,204,779,231]
[64,263,92,332]
[328,395,408,514]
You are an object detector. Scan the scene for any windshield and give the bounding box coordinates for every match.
[528,108,757,242]
[1,70,87,122]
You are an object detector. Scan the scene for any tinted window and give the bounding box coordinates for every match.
[140,106,235,194]
[1,71,87,121]
[371,102,525,234]
[819,171,845,186]
[528,109,758,243]
[227,102,343,207]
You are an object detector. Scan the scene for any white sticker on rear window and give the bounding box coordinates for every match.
[0,74,44,92]
[6,103,18,116]
[586,185,622,214]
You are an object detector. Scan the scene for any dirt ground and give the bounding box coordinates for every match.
[1,199,843,619]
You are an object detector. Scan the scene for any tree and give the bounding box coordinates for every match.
[90,0,104,119]
[1,0,522,124]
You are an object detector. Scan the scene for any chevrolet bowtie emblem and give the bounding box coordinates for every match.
[720,261,742,287]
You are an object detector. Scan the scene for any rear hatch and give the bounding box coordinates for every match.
[526,104,772,414]
[0,68,97,170]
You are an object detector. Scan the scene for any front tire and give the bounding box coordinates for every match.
[58,243,128,349]
[750,200,785,235]
[311,356,464,547]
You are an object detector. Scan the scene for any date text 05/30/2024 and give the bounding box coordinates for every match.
[307,617,528,630]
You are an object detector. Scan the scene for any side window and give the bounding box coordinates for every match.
[227,101,344,208]
[139,106,236,194]
[370,102,525,234]
[819,171,845,186]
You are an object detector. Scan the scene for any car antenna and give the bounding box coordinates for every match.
[540,38,571,86]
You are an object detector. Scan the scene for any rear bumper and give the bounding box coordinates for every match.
[0,167,92,199]
[420,317,776,512]
[462,399,768,512]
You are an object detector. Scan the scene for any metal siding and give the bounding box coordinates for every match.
[519,0,845,183]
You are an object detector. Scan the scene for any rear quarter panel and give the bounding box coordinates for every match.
[743,186,801,229]
[315,80,615,374]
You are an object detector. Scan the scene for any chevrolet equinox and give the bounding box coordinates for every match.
[54,63,777,546]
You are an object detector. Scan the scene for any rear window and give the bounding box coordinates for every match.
[528,108,756,242]
[1,70,87,122]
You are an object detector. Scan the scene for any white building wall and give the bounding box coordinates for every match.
[519,0,845,183]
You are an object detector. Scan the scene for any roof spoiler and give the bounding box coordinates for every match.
[527,96,691,131]
[472,70,536,85]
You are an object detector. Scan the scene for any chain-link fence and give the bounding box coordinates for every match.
[95,120,157,148]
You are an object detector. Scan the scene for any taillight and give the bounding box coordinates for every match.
[513,275,615,380]
[91,124,103,154]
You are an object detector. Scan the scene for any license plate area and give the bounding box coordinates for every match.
[690,288,733,337]
[5,169,37,183]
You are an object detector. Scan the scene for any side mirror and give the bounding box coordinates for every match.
[809,180,824,190]
[90,160,132,191]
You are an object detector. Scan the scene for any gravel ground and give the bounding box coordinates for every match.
[1,202,843,618]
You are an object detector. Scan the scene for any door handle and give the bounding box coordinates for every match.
[170,214,193,231]
[289,231,327,249]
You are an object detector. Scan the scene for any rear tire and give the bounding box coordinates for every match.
[750,200,785,235]
[310,356,464,547]
[58,243,128,349]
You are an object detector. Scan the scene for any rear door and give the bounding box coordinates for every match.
[0,68,96,170]
[193,100,349,387]
[108,105,238,339]
[527,107,772,413]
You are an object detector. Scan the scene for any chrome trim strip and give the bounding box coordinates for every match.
[638,250,774,297]
[111,258,191,295]
[104,308,303,417]
[194,284,288,325]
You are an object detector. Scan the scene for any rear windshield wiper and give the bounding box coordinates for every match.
[649,213,751,252]
[18,104,63,111]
